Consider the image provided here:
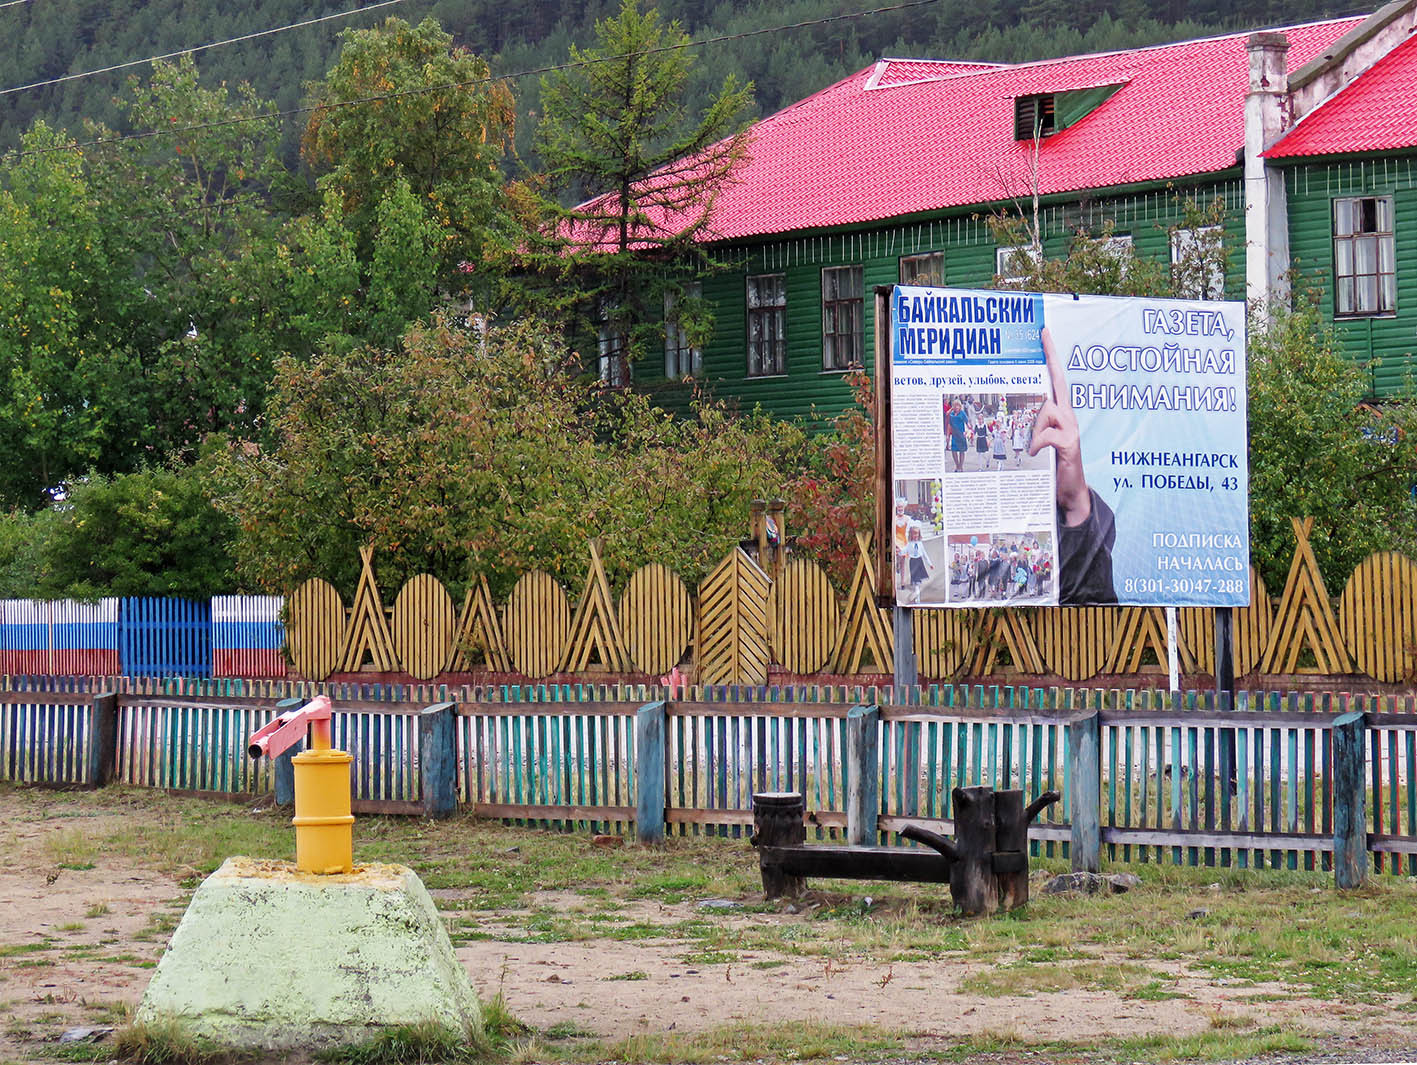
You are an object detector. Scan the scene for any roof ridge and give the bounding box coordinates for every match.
[962,13,1367,73]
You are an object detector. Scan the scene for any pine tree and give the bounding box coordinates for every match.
[532,0,754,374]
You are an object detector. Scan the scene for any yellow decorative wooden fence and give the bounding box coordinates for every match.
[285,520,1417,686]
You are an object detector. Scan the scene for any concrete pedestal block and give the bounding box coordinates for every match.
[136,857,481,1050]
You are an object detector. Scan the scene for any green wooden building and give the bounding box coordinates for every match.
[625,2,1417,416]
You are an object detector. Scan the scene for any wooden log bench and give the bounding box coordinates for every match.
[751,787,1060,915]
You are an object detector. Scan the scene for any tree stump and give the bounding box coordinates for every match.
[903,787,1060,915]
[752,792,806,898]
[950,785,997,915]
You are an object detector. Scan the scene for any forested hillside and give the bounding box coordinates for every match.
[0,0,1360,162]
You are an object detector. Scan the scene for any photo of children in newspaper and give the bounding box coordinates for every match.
[943,394,1049,473]
[947,531,1055,604]
[893,479,947,605]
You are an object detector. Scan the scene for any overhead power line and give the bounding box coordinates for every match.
[0,0,413,98]
[17,0,940,157]
[0,0,37,9]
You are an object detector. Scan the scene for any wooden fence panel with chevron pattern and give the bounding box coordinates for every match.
[275,518,1417,686]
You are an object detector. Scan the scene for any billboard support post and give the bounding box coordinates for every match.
[892,606,916,691]
[1214,606,1235,700]
[873,286,895,604]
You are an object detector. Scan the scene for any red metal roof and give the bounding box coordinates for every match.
[1266,31,1417,158]
[636,18,1361,243]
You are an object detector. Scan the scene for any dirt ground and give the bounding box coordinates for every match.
[2,800,1416,1063]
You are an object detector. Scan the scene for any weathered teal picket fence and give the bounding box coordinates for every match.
[2,676,1413,877]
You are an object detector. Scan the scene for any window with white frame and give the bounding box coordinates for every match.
[597,304,628,387]
[1334,196,1395,316]
[747,273,786,377]
[664,284,702,379]
[995,244,1039,288]
[1170,225,1225,300]
[1100,233,1134,259]
[899,252,944,286]
[822,265,863,371]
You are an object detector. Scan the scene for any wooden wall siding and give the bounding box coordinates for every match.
[1261,518,1352,675]
[2,675,1416,872]
[391,574,456,681]
[1104,607,1194,676]
[697,549,772,687]
[771,558,839,674]
[212,595,287,679]
[505,572,571,679]
[1369,711,1417,874]
[665,695,853,833]
[617,564,694,676]
[1339,552,1417,684]
[694,180,1245,424]
[563,543,630,674]
[876,695,1071,852]
[287,578,343,681]
[1284,160,1417,394]
[449,576,510,673]
[119,598,212,678]
[1236,567,1273,676]
[736,181,1244,274]
[332,702,421,811]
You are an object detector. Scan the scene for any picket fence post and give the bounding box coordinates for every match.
[635,701,667,844]
[1331,710,1367,889]
[846,704,880,845]
[1068,710,1101,873]
[419,702,458,819]
[87,692,118,787]
[272,697,301,806]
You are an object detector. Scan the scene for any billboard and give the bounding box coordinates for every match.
[885,286,1249,609]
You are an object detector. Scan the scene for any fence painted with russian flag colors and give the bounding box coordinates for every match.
[0,596,284,679]
[212,596,286,678]
[0,599,121,675]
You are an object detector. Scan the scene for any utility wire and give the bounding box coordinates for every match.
[18,0,940,157]
[0,0,36,9]
[0,0,413,98]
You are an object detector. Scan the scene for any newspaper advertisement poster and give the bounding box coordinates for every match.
[888,286,1249,609]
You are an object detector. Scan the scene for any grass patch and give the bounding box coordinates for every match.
[542,1022,595,1041]
[318,1021,489,1065]
[4,785,1417,1062]
[113,1017,232,1065]
[604,971,648,981]
[54,921,85,933]
[959,960,1166,997]
[41,1041,121,1062]
[596,1021,901,1063]
[680,949,736,965]
[1127,979,1190,1001]
[0,940,55,958]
